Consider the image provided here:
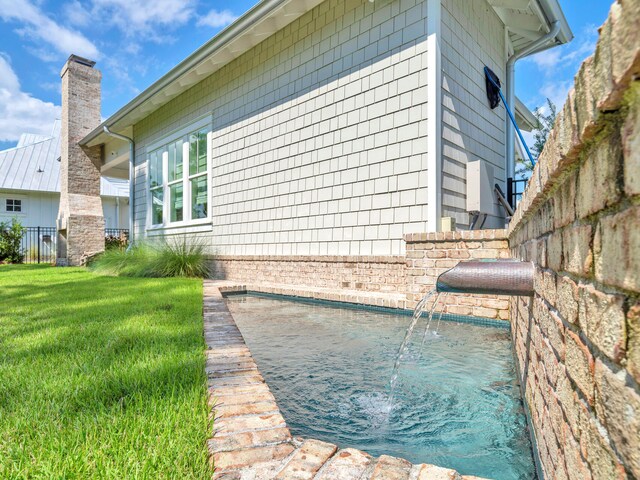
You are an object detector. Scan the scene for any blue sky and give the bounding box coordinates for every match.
[0,0,613,151]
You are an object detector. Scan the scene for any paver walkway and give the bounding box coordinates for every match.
[204,280,488,480]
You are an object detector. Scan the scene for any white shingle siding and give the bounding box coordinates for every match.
[132,0,509,252]
[134,0,430,255]
[440,0,506,229]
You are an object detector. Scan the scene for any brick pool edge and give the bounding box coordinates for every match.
[203,280,488,480]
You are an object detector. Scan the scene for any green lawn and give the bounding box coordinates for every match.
[0,265,211,479]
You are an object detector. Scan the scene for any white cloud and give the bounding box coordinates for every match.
[539,80,573,110]
[0,0,100,60]
[0,54,61,143]
[530,48,562,69]
[528,25,598,73]
[62,0,92,27]
[523,24,600,116]
[91,0,195,37]
[197,9,238,29]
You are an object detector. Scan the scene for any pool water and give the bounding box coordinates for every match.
[225,294,536,480]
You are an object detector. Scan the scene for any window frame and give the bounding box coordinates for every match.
[3,196,26,216]
[145,116,212,233]
[6,198,23,213]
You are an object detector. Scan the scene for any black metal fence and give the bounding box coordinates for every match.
[22,227,57,264]
[20,227,129,264]
[507,178,529,210]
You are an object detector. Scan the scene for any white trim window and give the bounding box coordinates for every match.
[146,119,211,230]
[5,199,23,213]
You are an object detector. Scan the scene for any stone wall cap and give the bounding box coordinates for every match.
[404,229,508,243]
[210,254,406,264]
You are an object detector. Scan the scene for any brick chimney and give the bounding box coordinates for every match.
[56,55,105,266]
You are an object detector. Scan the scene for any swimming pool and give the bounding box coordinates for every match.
[225,294,535,479]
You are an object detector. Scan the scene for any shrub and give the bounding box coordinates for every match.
[0,218,26,264]
[89,238,210,278]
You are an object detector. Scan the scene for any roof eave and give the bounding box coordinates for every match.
[515,97,538,132]
[81,0,317,148]
[536,0,573,45]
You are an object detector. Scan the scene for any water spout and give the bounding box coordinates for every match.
[436,260,535,297]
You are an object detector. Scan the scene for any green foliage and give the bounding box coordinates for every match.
[0,217,26,263]
[90,238,210,278]
[105,232,129,251]
[0,265,210,478]
[516,98,557,176]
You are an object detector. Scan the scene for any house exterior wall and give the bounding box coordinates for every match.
[440,0,507,229]
[0,191,59,227]
[0,190,128,229]
[132,0,511,254]
[133,0,432,256]
[102,197,130,230]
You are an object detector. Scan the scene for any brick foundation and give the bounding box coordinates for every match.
[212,255,406,293]
[508,2,640,478]
[209,228,511,319]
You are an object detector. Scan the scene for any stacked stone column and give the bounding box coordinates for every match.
[57,55,104,266]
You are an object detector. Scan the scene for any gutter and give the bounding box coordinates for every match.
[80,0,294,147]
[505,20,561,182]
[103,126,135,247]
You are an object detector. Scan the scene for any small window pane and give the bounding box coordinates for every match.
[149,150,163,188]
[170,183,183,222]
[189,133,198,176]
[191,176,208,219]
[197,130,207,172]
[189,129,208,176]
[151,188,163,225]
[168,141,183,182]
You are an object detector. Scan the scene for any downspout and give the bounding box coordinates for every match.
[103,126,135,246]
[505,20,560,182]
[115,196,120,229]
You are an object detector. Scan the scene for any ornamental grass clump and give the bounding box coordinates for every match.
[89,238,210,278]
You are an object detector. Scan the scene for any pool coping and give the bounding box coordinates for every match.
[204,279,490,479]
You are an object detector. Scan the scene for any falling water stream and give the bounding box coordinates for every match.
[422,292,449,346]
[388,289,440,400]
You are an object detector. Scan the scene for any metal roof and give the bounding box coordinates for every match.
[0,121,129,197]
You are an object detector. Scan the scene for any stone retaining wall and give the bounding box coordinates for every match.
[209,228,512,319]
[508,2,640,478]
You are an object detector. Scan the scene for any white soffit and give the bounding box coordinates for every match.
[515,97,537,132]
[83,0,324,148]
[487,0,572,54]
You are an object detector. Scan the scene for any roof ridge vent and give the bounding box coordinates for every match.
[68,54,96,68]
